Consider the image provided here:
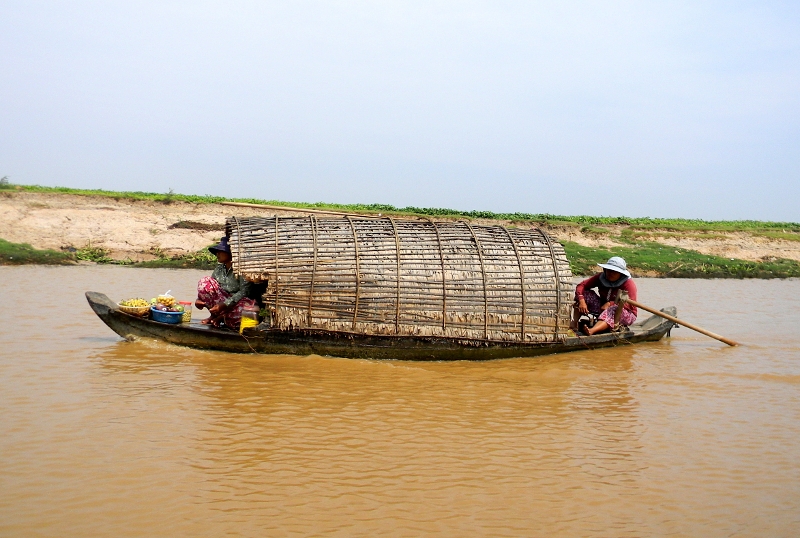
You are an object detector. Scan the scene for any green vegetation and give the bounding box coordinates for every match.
[75,245,116,263]
[580,225,612,235]
[0,239,215,269]
[563,241,800,278]
[4,181,800,277]
[8,182,799,231]
[756,230,800,242]
[79,244,217,269]
[134,248,217,269]
[0,238,73,265]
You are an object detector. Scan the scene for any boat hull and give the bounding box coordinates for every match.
[87,292,676,360]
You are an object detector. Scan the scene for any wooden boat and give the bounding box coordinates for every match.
[88,215,679,359]
[86,291,676,360]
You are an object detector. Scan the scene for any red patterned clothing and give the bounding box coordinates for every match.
[581,288,637,329]
[197,275,257,328]
[575,273,638,317]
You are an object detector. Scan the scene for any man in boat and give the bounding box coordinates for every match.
[195,236,258,328]
[571,256,638,336]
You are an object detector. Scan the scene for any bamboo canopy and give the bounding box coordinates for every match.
[227,216,574,343]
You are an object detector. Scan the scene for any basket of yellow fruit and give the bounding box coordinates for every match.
[118,298,151,317]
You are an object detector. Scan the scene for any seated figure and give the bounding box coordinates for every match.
[572,256,638,336]
[195,236,257,328]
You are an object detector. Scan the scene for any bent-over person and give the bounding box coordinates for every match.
[195,236,257,328]
[572,256,637,336]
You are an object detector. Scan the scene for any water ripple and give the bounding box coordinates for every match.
[1,267,799,536]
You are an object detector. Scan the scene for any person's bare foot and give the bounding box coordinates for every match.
[201,314,223,325]
[586,320,610,335]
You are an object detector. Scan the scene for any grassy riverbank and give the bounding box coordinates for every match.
[7,183,800,233]
[2,183,800,277]
[0,238,74,265]
[0,238,217,269]
[564,241,800,278]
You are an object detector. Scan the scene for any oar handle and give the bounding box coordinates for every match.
[623,297,740,347]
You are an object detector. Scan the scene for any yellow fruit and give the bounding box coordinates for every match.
[121,298,149,307]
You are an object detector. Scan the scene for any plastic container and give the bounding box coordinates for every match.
[179,301,193,323]
[150,307,183,324]
[239,304,260,333]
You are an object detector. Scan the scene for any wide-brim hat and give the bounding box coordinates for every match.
[208,236,231,255]
[598,256,631,278]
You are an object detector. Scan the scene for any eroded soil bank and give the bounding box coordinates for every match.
[1,190,799,267]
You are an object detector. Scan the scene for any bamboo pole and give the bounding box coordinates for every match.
[618,293,740,347]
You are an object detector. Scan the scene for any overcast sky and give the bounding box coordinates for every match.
[1,1,798,221]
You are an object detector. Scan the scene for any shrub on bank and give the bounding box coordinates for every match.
[0,238,74,265]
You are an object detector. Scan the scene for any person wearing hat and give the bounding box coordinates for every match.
[571,256,638,336]
[195,236,257,328]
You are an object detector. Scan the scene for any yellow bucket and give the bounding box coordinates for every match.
[239,316,258,333]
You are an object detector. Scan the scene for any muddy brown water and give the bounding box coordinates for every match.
[1,266,799,537]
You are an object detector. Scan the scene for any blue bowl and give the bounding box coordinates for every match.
[150,307,183,324]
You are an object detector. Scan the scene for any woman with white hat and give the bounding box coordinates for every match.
[571,256,638,336]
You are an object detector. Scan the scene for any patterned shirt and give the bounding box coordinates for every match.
[575,273,638,315]
[211,263,251,307]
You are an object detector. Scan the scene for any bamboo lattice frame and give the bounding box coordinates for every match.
[227,216,574,343]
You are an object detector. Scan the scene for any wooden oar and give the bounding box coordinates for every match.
[617,292,740,346]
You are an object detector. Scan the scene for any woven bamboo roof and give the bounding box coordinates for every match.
[227,215,574,343]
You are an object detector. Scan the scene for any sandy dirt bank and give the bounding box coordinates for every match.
[2,191,798,262]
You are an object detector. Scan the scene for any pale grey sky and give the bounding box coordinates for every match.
[2,1,798,220]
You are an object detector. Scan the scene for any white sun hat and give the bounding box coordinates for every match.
[597,256,631,278]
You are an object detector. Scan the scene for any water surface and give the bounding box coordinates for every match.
[1,266,799,536]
